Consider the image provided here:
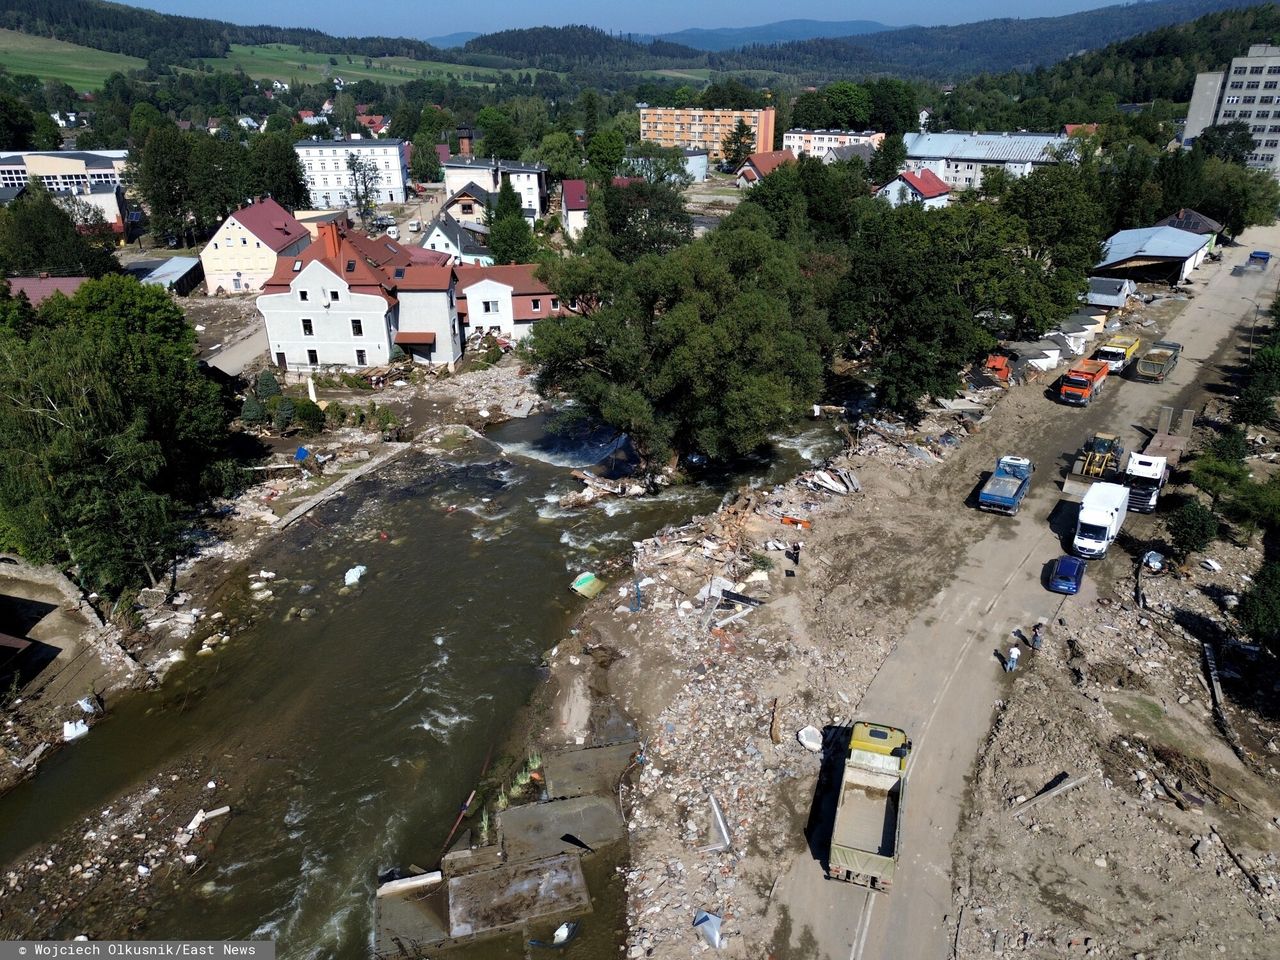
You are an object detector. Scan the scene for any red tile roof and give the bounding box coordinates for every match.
[434,143,451,164]
[357,114,386,131]
[393,330,437,345]
[738,149,795,180]
[262,223,393,304]
[610,176,644,188]
[455,263,551,298]
[563,179,589,211]
[398,264,453,291]
[298,110,315,120]
[899,169,950,200]
[229,198,309,252]
[1063,123,1099,137]
[6,275,89,305]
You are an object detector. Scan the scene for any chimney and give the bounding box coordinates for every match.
[458,126,473,157]
[318,221,341,259]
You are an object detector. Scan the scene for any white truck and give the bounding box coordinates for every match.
[1124,453,1168,513]
[1074,482,1128,558]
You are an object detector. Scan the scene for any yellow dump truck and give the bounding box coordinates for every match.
[827,721,911,891]
[1094,333,1141,373]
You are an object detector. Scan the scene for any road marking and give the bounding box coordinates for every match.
[850,888,876,960]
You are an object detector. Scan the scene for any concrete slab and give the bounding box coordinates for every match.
[374,885,450,956]
[447,854,590,938]
[498,796,624,863]
[543,741,639,798]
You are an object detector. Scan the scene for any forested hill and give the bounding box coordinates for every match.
[717,0,1263,79]
[934,2,1280,131]
[463,26,704,71]
[0,0,447,63]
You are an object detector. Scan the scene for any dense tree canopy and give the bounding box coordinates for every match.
[0,183,119,278]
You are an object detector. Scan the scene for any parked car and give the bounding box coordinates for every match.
[1048,555,1087,595]
[372,214,396,228]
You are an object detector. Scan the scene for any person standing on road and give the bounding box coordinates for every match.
[1030,622,1044,651]
[1005,645,1021,672]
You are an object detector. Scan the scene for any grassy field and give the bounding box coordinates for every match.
[0,28,145,90]
[198,43,542,88]
[643,67,714,82]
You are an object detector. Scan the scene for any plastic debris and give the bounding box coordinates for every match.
[693,910,723,948]
[1201,558,1223,572]
[797,726,823,753]
[570,572,605,599]
[344,565,368,586]
[62,720,90,742]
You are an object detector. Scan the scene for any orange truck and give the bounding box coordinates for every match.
[1059,359,1109,406]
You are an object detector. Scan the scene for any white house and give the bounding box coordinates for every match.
[200,198,311,294]
[442,157,548,223]
[294,138,411,209]
[237,116,259,131]
[875,169,951,208]
[782,129,884,157]
[257,222,462,369]
[455,263,571,342]
[561,179,589,240]
[902,131,1071,190]
[423,213,493,266]
[441,181,492,228]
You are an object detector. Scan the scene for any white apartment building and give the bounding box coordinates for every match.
[1184,44,1280,176]
[782,129,885,157]
[293,139,411,209]
[442,157,549,224]
[0,150,129,191]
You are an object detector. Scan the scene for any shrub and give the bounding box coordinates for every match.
[1224,477,1280,531]
[375,406,398,431]
[1167,499,1219,556]
[256,368,282,400]
[1231,384,1275,428]
[273,396,295,433]
[1207,425,1249,464]
[1248,345,1280,397]
[240,395,266,424]
[1191,454,1251,500]
[1238,561,1280,654]
[325,401,348,427]
[389,344,406,361]
[293,398,325,435]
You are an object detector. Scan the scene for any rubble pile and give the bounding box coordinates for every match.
[953,537,1280,959]
[422,360,542,423]
[0,765,230,938]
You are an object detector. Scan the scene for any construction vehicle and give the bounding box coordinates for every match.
[977,456,1034,515]
[1094,333,1141,373]
[1134,341,1182,382]
[1123,407,1195,512]
[828,721,910,891]
[1058,359,1109,406]
[1074,483,1129,558]
[1063,433,1126,497]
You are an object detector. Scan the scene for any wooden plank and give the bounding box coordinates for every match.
[1010,771,1093,818]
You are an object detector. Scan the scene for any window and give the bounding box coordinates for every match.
[1240,111,1254,119]
[461,202,473,215]
[1260,111,1272,119]
[241,237,247,246]
[482,300,499,313]
[346,260,356,272]
[1222,110,1237,118]
[330,290,339,301]
[307,349,318,366]
[292,260,303,271]
[213,242,219,249]
[302,318,314,336]
[1271,66,1280,75]
[1267,140,1279,148]
[550,298,559,310]
[1252,66,1266,75]
[355,349,367,366]
[531,298,541,312]
[351,319,363,337]
[1245,96,1257,104]
[1231,81,1245,89]
[1265,96,1277,103]
[300,290,309,301]
[1254,124,1267,133]
[1267,83,1278,91]
[1248,81,1261,89]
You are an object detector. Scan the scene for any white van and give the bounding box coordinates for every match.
[386,225,400,240]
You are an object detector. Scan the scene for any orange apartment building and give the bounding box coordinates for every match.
[639,107,776,161]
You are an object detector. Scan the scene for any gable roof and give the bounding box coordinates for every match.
[562,179,589,211]
[825,142,875,164]
[1062,123,1099,137]
[6,275,89,305]
[444,181,493,208]
[1097,226,1209,267]
[903,131,1070,164]
[427,212,490,257]
[1154,208,1224,236]
[228,199,308,252]
[737,149,795,180]
[455,263,550,298]
[898,169,950,199]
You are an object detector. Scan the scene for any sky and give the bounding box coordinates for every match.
[123,0,1131,39]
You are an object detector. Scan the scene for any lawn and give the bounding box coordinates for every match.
[0,29,145,90]
[199,43,543,88]
[643,68,713,83]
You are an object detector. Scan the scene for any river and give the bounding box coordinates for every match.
[0,416,842,957]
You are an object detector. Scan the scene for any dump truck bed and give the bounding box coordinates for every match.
[832,768,900,856]
[981,475,1024,503]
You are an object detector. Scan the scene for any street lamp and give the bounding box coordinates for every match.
[1242,296,1261,359]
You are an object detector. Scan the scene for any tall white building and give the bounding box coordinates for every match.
[1184,44,1280,176]
[293,138,411,209]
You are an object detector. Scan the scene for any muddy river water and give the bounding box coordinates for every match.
[0,417,841,957]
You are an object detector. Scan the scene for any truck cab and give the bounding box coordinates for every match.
[1124,453,1168,513]
[1094,334,1141,373]
[1059,359,1109,406]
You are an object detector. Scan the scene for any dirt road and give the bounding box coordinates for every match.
[771,226,1280,960]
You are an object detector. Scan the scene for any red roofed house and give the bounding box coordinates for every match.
[201,198,312,294]
[257,222,465,370]
[6,274,90,306]
[735,149,795,189]
[1061,123,1099,138]
[454,263,572,343]
[876,168,951,209]
[356,114,389,136]
[561,179,589,240]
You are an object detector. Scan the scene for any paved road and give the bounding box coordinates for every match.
[206,326,267,377]
[772,225,1280,960]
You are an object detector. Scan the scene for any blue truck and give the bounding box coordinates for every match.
[977,456,1035,515]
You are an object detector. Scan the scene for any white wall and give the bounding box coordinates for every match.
[398,289,463,365]
[295,142,409,209]
[464,278,515,337]
[258,261,392,370]
[562,208,588,240]
[424,225,493,266]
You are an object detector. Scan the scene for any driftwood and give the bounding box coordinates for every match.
[1011,771,1093,818]
[1211,825,1268,898]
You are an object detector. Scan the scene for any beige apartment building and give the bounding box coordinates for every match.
[639,107,775,161]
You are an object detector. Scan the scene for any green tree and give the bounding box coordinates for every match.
[586,128,625,180]
[135,125,192,241]
[596,180,692,263]
[1239,561,1280,655]
[476,106,523,160]
[868,134,907,185]
[0,184,118,278]
[410,135,443,182]
[32,111,62,150]
[273,396,296,434]
[332,92,358,134]
[240,395,266,424]
[0,93,37,150]
[1231,384,1275,429]
[721,118,756,169]
[489,214,535,264]
[825,81,872,129]
[248,132,311,209]
[620,142,692,187]
[1167,498,1219,556]
[388,104,420,141]
[344,152,382,227]
[526,131,584,181]
[577,88,601,147]
[257,368,282,400]
[187,134,246,233]
[293,397,325,434]
[790,91,833,130]
[1194,121,1256,166]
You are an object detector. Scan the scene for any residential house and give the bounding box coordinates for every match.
[1154,208,1225,249]
[273,81,290,92]
[561,178,589,240]
[1084,277,1138,311]
[621,147,707,183]
[237,116,259,131]
[442,157,549,223]
[49,111,80,128]
[49,182,127,234]
[0,149,129,192]
[257,222,464,371]
[1094,226,1211,284]
[823,142,876,166]
[455,263,570,342]
[356,114,389,136]
[441,181,493,227]
[876,169,950,208]
[201,198,312,294]
[735,149,795,188]
[918,108,931,131]
[6,274,89,305]
[294,138,412,209]
[433,143,451,166]
[1184,44,1280,176]
[0,184,27,207]
[901,131,1071,190]
[1061,123,1099,138]
[782,129,884,157]
[639,107,776,161]
[423,213,494,266]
